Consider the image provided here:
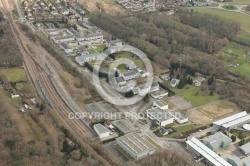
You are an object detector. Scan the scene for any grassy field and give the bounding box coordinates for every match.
[170,85,219,107]
[113,51,135,59]
[93,44,106,52]
[228,0,250,5]
[222,41,250,78]
[222,5,238,10]
[167,124,196,138]
[5,68,26,82]
[191,8,250,33]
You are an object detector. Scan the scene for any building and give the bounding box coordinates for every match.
[75,52,108,65]
[202,132,232,152]
[104,121,114,129]
[147,107,174,126]
[223,155,243,166]
[153,100,168,110]
[136,82,159,96]
[46,29,62,36]
[93,123,110,139]
[170,78,180,87]
[193,77,205,86]
[60,42,73,54]
[122,69,140,80]
[116,133,156,160]
[213,111,250,130]
[114,76,126,86]
[158,127,169,136]
[150,89,169,99]
[186,137,231,166]
[223,155,250,166]
[52,35,75,43]
[126,62,137,70]
[168,110,189,124]
[239,142,250,156]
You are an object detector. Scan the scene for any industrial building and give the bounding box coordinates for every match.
[146,107,174,126]
[93,123,110,139]
[116,133,156,160]
[223,155,250,166]
[213,111,250,130]
[153,100,168,110]
[186,137,231,166]
[168,110,189,124]
[239,142,250,156]
[202,132,232,152]
[150,89,168,99]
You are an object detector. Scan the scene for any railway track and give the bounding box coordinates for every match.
[0,0,94,138]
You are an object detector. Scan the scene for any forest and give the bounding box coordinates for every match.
[0,12,22,67]
[89,10,250,112]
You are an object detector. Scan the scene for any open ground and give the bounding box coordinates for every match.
[188,101,238,124]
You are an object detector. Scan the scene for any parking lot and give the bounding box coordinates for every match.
[169,96,192,110]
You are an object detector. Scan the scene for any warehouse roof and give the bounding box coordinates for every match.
[203,132,232,148]
[116,133,156,156]
[147,107,173,122]
[222,114,250,129]
[93,124,110,135]
[186,137,231,166]
[213,111,248,126]
[239,142,250,155]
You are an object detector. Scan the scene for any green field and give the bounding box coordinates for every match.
[191,8,250,33]
[229,0,250,5]
[93,44,106,52]
[6,68,26,82]
[167,124,196,138]
[170,85,219,107]
[113,51,135,59]
[222,42,250,78]
[222,5,237,10]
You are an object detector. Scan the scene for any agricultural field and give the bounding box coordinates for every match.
[188,101,238,124]
[170,85,219,107]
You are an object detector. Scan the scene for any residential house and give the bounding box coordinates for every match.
[193,77,205,86]
[170,78,180,87]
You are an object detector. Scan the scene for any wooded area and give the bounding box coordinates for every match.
[0,12,22,67]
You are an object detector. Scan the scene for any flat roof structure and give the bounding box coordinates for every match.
[186,137,231,166]
[168,110,188,121]
[222,114,250,129]
[154,100,167,108]
[213,111,247,126]
[116,133,156,160]
[202,132,232,151]
[241,156,250,166]
[93,123,110,135]
[147,107,172,123]
[239,142,250,155]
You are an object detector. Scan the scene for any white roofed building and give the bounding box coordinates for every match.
[239,143,250,156]
[93,123,110,139]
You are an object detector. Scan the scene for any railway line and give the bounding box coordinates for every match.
[0,0,94,138]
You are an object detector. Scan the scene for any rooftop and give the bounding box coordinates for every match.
[213,111,248,126]
[123,69,139,77]
[116,133,156,156]
[147,107,173,122]
[168,110,188,120]
[241,156,250,166]
[186,137,231,166]
[203,132,232,148]
[154,100,168,107]
[94,123,110,135]
[239,142,250,154]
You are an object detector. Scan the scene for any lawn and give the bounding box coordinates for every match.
[190,8,250,33]
[222,41,250,78]
[167,124,196,138]
[6,68,26,82]
[228,0,250,5]
[93,44,106,52]
[170,85,219,107]
[113,51,135,59]
[222,5,237,10]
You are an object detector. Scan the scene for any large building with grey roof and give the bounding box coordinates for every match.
[168,110,189,124]
[239,142,250,156]
[93,123,110,139]
[213,111,250,130]
[146,107,174,126]
[202,132,232,152]
[116,133,156,160]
